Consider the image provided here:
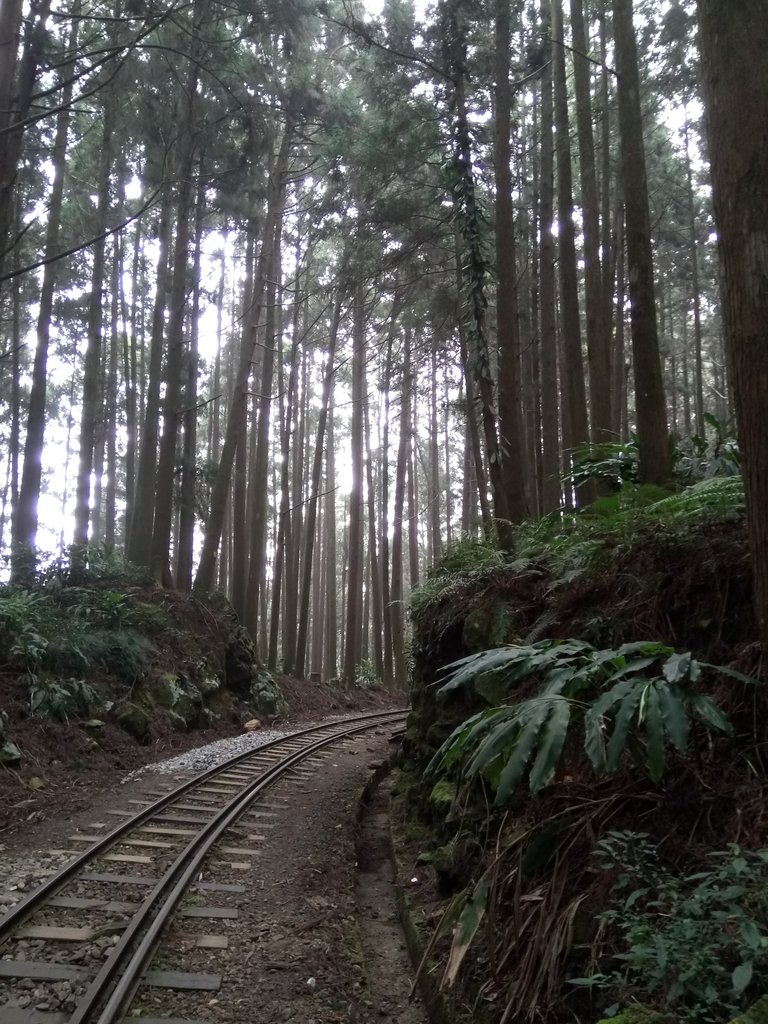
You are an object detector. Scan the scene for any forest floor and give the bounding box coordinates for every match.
[0,680,401,836]
[0,722,425,1024]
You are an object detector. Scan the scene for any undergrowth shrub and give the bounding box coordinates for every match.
[576,832,768,1023]
[30,677,100,722]
[429,639,740,804]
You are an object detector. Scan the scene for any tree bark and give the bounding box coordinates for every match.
[294,295,342,679]
[494,0,530,523]
[612,0,671,483]
[571,0,611,442]
[11,10,78,578]
[194,127,291,594]
[72,107,113,559]
[552,0,591,496]
[538,4,560,514]
[342,286,365,688]
[697,0,768,653]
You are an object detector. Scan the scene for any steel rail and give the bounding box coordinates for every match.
[73,712,408,1024]
[0,707,407,942]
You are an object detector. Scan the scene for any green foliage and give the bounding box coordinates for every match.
[676,414,741,484]
[510,477,744,583]
[428,640,734,803]
[354,658,381,688]
[410,539,503,618]
[570,439,641,490]
[30,677,100,722]
[575,832,768,1023]
[570,417,740,493]
[0,582,155,681]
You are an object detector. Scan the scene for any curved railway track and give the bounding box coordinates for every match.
[0,709,407,1024]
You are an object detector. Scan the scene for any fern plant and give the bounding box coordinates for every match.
[428,640,738,804]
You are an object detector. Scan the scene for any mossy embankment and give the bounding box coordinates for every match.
[0,563,290,825]
[397,478,768,1024]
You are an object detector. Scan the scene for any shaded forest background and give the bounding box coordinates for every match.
[0,0,732,686]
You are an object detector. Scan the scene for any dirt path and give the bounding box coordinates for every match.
[0,721,427,1024]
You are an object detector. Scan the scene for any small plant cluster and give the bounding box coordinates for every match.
[428,639,739,804]
[575,831,768,1023]
[354,658,381,688]
[29,677,100,723]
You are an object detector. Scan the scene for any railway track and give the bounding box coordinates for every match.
[0,709,407,1024]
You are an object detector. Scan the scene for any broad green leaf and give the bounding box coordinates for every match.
[528,698,571,792]
[437,648,522,693]
[584,709,607,772]
[732,960,753,995]
[589,677,638,719]
[656,682,690,752]
[689,693,733,735]
[741,920,762,951]
[466,712,526,778]
[541,665,582,696]
[608,656,657,681]
[662,651,692,684]
[615,641,673,660]
[645,685,665,783]
[584,678,637,771]
[442,876,489,988]
[606,683,644,771]
[494,703,550,804]
[701,663,757,686]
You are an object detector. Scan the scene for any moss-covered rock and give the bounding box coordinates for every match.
[150,673,182,709]
[173,681,203,727]
[429,779,456,809]
[116,703,151,742]
[198,675,220,697]
[730,995,768,1023]
[165,710,189,732]
[249,669,286,719]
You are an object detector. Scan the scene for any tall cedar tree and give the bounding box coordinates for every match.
[697,0,768,654]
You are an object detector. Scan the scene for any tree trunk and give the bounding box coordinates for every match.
[176,165,206,591]
[323,403,338,681]
[11,10,78,578]
[364,382,384,681]
[127,185,173,566]
[390,328,411,689]
[697,0,768,653]
[342,286,365,688]
[612,0,671,483]
[538,4,560,514]
[552,0,591,495]
[244,213,284,648]
[684,107,705,436]
[151,32,203,584]
[72,108,113,558]
[294,295,342,679]
[194,127,291,594]
[570,0,611,442]
[494,0,530,523]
